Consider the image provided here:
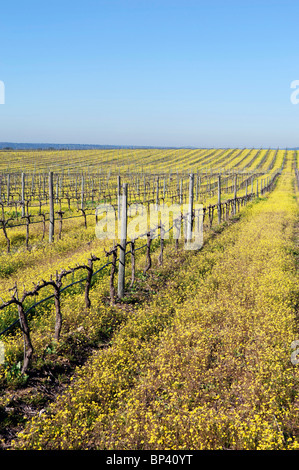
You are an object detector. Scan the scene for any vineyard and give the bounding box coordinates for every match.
[0,147,298,450]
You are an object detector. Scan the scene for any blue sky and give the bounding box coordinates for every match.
[0,0,299,148]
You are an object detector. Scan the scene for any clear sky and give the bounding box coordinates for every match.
[0,0,299,148]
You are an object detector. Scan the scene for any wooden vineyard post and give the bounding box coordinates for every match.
[186,173,194,245]
[22,214,32,250]
[179,179,183,204]
[42,173,46,199]
[117,175,121,220]
[49,171,55,243]
[75,175,78,199]
[55,177,59,203]
[143,175,146,203]
[6,174,10,204]
[217,174,221,224]
[233,174,237,215]
[21,172,25,217]
[117,183,128,299]
[81,174,84,210]
[31,172,35,195]
[196,173,200,201]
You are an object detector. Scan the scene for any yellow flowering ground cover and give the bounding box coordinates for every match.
[11,157,299,450]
